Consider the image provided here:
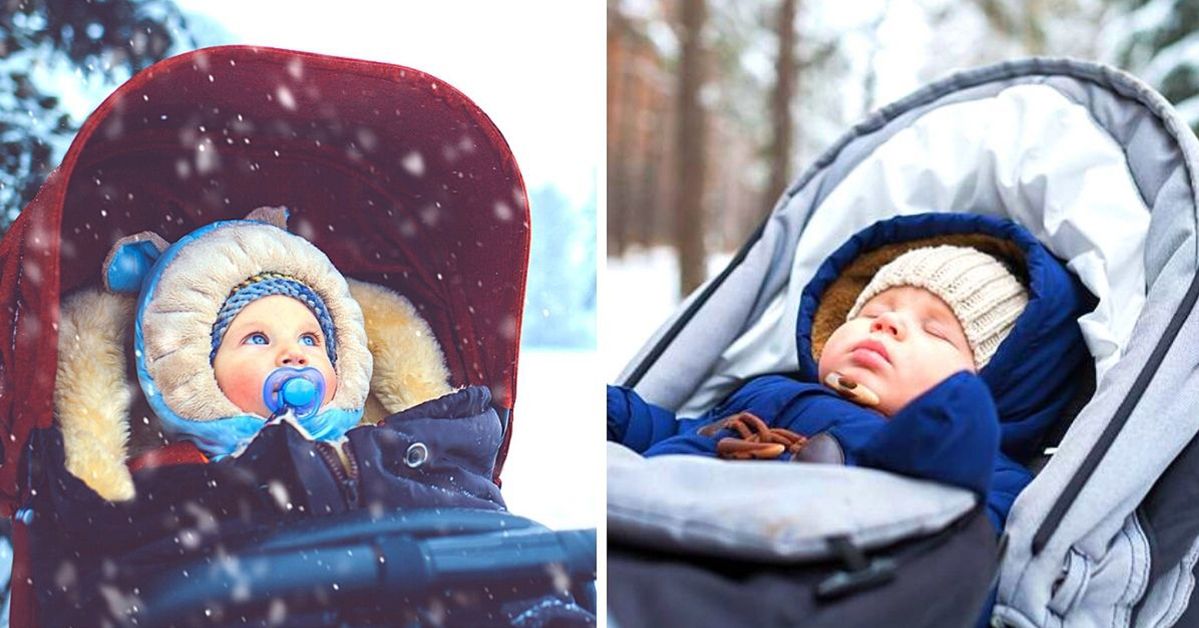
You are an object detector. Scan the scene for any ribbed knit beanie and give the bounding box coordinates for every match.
[845,245,1028,368]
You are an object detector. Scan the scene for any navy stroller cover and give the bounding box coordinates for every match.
[610,59,1199,628]
[0,46,595,626]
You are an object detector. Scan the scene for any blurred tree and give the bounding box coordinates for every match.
[763,0,797,211]
[607,0,840,275]
[607,6,641,258]
[759,0,834,213]
[1116,0,1199,132]
[674,0,708,294]
[607,3,676,254]
[923,0,1109,83]
[0,0,191,230]
[976,0,1047,54]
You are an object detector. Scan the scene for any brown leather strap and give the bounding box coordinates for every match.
[704,412,810,461]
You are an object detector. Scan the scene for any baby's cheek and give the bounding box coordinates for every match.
[818,328,855,375]
[220,369,270,415]
[323,370,338,405]
[312,356,338,405]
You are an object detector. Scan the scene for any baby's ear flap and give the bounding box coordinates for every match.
[102,232,169,293]
[245,206,289,230]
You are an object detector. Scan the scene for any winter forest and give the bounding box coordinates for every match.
[606,0,1199,372]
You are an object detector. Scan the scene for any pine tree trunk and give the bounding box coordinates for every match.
[764,0,798,211]
[675,0,708,295]
[607,24,633,258]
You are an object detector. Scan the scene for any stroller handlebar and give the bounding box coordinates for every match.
[131,525,597,624]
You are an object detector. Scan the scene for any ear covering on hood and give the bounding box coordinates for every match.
[797,213,1095,462]
[102,207,373,458]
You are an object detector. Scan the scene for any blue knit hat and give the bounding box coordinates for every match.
[210,271,338,364]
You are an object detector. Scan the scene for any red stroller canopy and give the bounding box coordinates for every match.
[0,45,530,515]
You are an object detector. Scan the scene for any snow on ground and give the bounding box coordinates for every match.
[602,247,733,380]
[601,247,682,379]
[504,240,732,543]
[499,348,603,531]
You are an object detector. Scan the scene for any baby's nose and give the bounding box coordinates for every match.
[278,348,308,367]
[870,313,905,338]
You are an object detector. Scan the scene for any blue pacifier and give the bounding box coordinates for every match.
[262,366,327,420]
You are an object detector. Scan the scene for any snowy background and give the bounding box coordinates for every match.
[5,1,602,531]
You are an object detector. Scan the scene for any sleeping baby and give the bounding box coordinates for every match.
[609,214,1094,533]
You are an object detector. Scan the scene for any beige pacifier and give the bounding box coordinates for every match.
[825,372,880,407]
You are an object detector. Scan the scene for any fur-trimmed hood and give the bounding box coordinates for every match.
[57,231,453,502]
[795,213,1095,461]
[103,207,374,457]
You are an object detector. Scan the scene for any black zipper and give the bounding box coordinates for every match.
[315,440,360,508]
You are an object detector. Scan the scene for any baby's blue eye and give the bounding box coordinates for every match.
[300,333,319,347]
[245,332,269,345]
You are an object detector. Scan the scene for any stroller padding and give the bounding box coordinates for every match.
[608,442,976,562]
[668,83,1148,417]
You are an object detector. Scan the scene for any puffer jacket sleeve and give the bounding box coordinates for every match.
[640,375,861,457]
[608,385,686,453]
[987,451,1032,532]
[853,370,999,500]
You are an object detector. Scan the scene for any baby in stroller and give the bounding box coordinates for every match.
[608,213,1094,531]
[106,205,374,462]
[57,204,505,508]
[41,205,534,624]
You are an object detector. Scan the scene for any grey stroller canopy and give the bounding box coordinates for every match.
[611,59,1199,628]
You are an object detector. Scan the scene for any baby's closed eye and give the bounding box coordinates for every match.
[924,322,962,348]
[858,306,884,318]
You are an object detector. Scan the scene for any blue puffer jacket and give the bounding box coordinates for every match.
[608,213,1094,532]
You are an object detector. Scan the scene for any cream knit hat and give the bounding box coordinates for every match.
[845,245,1028,368]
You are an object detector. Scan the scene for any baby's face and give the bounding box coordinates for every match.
[818,285,975,416]
[213,295,338,418]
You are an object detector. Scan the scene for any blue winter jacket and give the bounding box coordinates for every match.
[608,213,1094,532]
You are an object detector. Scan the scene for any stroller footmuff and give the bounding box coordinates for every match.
[0,46,596,627]
[610,58,1199,627]
[608,442,995,627]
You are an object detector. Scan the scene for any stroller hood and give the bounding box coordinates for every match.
[0,45,531,514]
[794,213,1094,461]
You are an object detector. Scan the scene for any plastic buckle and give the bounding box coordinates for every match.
[815,535,896,600]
